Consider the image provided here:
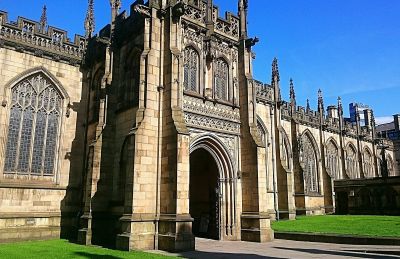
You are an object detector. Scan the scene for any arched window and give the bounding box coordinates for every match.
[257,120,266,145]
[89,69,103,123]
[300,134,319,193]
[388,155,396,176]
[120,49,140,106]
[4,73,62,177]
[326,140,340,180]
[183,47,200,92]
[363,149,374,178]
[377,157,382,177]
[346,145,358,179]
[214,58,229,101]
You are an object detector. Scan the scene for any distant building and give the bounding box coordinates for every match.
[376,114,400,140]
[349,102,373,127]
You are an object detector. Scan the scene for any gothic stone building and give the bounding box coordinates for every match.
[0,0,398,252]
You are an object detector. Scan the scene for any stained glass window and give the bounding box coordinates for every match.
[214,58,229,101]
[183,47,199,92]
[363,150,373,178]
[300,134,319,193]
[326,141,340,180]
[346,145,358,179]
[4,73,62,177]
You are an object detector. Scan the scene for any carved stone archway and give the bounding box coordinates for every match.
[189,134,238,241]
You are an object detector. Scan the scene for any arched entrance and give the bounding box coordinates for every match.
[190,148,220,240]
[189,135,238,241]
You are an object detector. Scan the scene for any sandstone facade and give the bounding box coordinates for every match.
[0,0,398,252]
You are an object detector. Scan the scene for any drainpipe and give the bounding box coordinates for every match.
[270,106,279,220]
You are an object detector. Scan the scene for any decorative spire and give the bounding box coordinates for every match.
[371,110,376,127]
[306,99,311,112]
[272,57,280,82]
[271,58,281,102]
[238,0,248,39]
[206,0,214,24]
[290,78,295,101]
[40,5,47,33]
[318,89,324,115]
[289,78,296,116]
[85,0,95,38]
[337,96,343,116]
[110,0,122,14]
[110,0,122,34]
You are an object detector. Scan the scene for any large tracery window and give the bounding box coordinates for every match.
[4,73,62,177]
[300,134,319,193]
[183,47,200,92]
[346,145,358,179]
[326,141,340,180]
[363,149,374,178]
[214,58,229,101]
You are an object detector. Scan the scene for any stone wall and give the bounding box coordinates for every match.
[334,176,400,215]
[0,47,85,242]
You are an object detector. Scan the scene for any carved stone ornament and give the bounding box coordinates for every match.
[133,4,151,18]
[183,28,203,45]
[183,96,240,134]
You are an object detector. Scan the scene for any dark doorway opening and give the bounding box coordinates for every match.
[189,148,220,240]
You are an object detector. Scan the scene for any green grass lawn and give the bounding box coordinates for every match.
[272,215,400,238]
[0,239,176,259]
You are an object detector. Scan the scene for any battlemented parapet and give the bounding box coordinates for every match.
[254,79,274,103]
[0,11,85,65]
[183,0,240,40]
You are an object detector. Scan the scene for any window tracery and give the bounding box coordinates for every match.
[256,121,266,145]
[346,145,358,179]
[363,149,374,178]
[388,155,396,176]
[183,47,200,93]
[4,73,62,177]
[214,58,229,101]
[326,141,340,180]
[299,134,319,193]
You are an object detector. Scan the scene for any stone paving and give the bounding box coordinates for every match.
[155,238,400,259]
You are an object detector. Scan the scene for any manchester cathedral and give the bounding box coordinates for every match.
[0,0,398,252]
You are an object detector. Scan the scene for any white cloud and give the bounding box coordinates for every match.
[375,116,393,125]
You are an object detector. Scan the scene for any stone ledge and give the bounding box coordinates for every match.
[0,212,61,218]
[275,231,400,246]
[0,182,67,190]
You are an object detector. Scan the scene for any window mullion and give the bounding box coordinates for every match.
[41,111,50,177]
[14,96,26,173]
[28,97,39,177]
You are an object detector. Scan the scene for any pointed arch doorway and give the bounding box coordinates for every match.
[190,148,220,240]
[189,135,237,241]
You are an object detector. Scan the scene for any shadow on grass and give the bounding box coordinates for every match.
[74,252,123,259]
[273,246,399,259]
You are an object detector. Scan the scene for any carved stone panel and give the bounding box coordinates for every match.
[183,96,240,135]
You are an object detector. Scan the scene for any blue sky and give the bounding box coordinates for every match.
[0,0,399,123]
